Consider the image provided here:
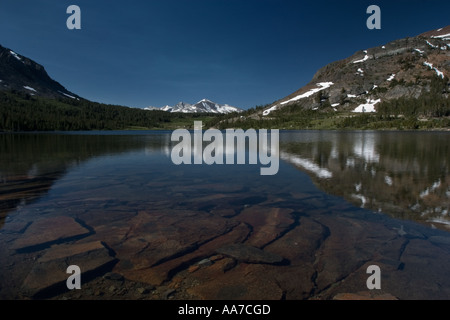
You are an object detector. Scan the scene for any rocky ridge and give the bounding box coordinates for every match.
[260,25,450,117]
[0,44,80,100]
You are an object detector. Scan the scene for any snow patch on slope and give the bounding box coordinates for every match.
[426,40,438,49]
[263,82,334,116]
[10,50,22,62]
[352,98,381,113]
[280,82,334,105]
[425,40,446,50]
[423,61,444,79]
[59,91,76,99]
[432,33,450,39]
[262,105,279,116]
[23,86,37,92]
[353,52,369,64]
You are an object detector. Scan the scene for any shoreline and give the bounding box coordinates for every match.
[1,126,450,134]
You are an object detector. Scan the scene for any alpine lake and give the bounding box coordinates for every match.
[1,130,450,300]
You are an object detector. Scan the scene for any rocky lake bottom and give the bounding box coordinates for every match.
[1,131,450,300]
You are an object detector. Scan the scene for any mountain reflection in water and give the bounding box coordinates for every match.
[1,130,449,230]
[280,130,450,230]
[0,132,169,227]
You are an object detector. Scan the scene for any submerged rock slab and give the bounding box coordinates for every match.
[0,219,31,234]
[237,206,295,248]
[265,216,328,264]
[111,210,238,270]
[12,216,90,252]
[186,262,284,300]
[262,217,329,299]
[21,241,116,298]
[312,215,397,293]
[216,244,285,265]
[121,222,251,286]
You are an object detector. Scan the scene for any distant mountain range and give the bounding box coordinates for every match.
[145,99,243,114]
[0,44,80,100]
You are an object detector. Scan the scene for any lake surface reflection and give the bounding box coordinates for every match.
[280,131,450,229]
[1,130,450,300]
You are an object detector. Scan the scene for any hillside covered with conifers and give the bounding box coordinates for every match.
[0,90,215,131]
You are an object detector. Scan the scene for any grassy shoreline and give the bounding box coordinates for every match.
[209,112,450,131]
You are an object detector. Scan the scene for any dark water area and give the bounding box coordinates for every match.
[0,130,450,300]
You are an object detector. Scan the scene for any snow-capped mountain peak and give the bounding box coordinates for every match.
[145,99,243,114]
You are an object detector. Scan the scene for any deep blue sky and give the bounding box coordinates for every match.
[1,1,449,109]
